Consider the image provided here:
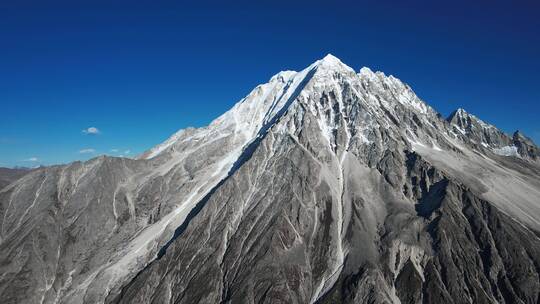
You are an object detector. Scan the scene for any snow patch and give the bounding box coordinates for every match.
[493,146,519,157]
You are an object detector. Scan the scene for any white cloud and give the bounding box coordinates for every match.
[124,150,131,154]
[79,148,96,154]
[110,149,119,153]
[82,127,100,135]
[24,157,39,162]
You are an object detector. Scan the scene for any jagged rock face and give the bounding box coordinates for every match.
[1,55,540,304]
[447,108,540,162]
[446,108,513,149]
[513,131,540,161]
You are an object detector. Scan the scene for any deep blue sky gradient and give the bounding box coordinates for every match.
[1,0,539,167]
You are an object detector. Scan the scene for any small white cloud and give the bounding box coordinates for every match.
[82,127,100,135]
[24,157,39,162]
[79,148,96,154]
[110,149,119,153]
[124,150,131,154]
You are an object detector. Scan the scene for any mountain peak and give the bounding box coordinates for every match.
[447,108,493,130]
[446,108,497,129]
[320,53,341,63]
[311,54,355,74]
[446,107,515,150]
[447,107,468,122]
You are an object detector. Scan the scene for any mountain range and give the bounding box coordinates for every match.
[1,54,539,304]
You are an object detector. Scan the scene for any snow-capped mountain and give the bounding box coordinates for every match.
[1,55,539,304]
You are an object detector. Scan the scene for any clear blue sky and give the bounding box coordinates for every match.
[1,0,539,167]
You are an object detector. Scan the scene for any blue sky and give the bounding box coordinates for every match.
[1,0,539,167]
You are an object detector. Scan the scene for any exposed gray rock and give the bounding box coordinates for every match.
[1,55,539,304]
[447,108,539,162]
[0,167,31,191]
[513,130,540,161]
[446,108,512,149]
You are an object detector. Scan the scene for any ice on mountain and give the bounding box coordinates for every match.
[493,145,520,157]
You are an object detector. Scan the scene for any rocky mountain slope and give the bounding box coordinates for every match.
[447,108,540,160]
[0,167,31,191]
[1,55,539,304]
